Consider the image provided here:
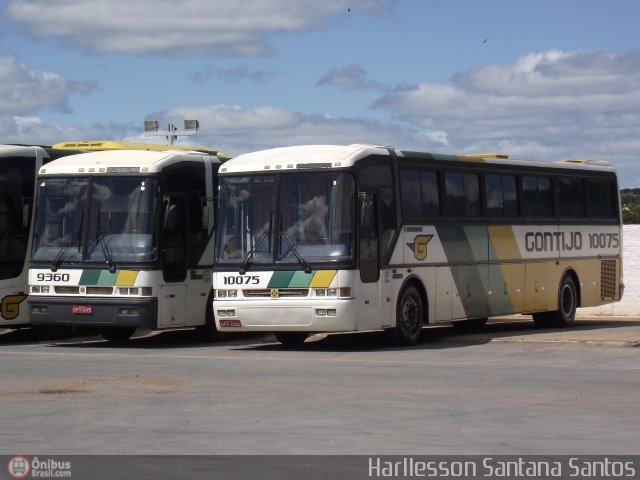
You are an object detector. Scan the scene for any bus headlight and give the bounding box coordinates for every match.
[31,286,50,294]
[315,288,351,298]
[118,287,152,296]
[216,290,238,299]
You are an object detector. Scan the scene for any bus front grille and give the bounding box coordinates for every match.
[243,289,309,298]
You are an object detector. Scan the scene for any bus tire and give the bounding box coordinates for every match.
[31,325,73,340]
[275,332,308,346]
[535,275,578,328]
[195,291,219,342]
[532,312,551,327]
[388,285,424,346]
[100,327,136,343]
[547,274,578,327]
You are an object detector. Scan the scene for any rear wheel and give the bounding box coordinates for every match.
[534,274,577,328]
[388,285,424,346]
[275,332,308,346]
[100,327,136,343]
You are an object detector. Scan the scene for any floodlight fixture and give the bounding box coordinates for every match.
[144,120,159,133]
[143,119,199,145]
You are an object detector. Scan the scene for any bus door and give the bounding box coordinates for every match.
[158,193,188,327]
[356,191,391,330]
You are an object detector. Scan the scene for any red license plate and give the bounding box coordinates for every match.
[219,319,241,328]
[72,305,93,315]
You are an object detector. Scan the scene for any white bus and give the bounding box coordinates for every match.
[0,144,84,334]
[28,148,225,341]
[212,144,623,346]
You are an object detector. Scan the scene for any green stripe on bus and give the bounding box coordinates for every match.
[97,270,117,286]
[288,271,315,288]
[79,270,101,285]
[268,271,296,288]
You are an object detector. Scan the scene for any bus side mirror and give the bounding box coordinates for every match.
[22,197,32,228]
[201,197,209,230]
[163,196,175,230]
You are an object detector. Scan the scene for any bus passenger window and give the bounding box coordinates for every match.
[445,171,480,217]
[523,176,553,217]
[485,174,518,218]
[557,178,586,218]
[588,179,617,219]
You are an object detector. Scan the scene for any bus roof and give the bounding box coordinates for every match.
[220,144,616,175]
[219,144,390,173]
[38,149,221,176]
[52,140,225,157]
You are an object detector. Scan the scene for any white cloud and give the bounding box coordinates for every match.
[7,0,393,57]
[0,115,126,146]
[0,55,95,115]
[316,63,386,91]
[373,49,640,187]
[190,66,273,85]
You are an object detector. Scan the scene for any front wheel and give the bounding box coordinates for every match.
[388,285,424,346]
[275,332,308,346]
[100,327,136,343]
[31,325,73,340]
[194,291,220,342]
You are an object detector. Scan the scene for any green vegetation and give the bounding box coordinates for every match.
[621,188,640,224]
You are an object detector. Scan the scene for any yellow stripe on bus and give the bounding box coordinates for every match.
[309,270,337,288]
[115,270,139,286]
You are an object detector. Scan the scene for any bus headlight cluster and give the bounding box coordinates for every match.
[315,288,337,297]
[315,288,351,298]
[118,287,152,296]
[316,309,338,317]
[31,286,50,294]
[216,290,238,299]
[217,309,236,317]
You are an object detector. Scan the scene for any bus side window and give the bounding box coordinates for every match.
[359,192,379,283]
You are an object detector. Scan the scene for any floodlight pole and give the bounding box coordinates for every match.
[143,120,199,145]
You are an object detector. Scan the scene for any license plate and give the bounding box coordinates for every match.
[72,305,93,315]
[219,319,241,328]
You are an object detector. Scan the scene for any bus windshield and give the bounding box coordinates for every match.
[31,177,160,265]
[215,172,354,266]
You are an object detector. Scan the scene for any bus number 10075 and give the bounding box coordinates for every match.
[223,275,260,285]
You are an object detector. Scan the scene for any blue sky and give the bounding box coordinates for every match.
[1,0,640,186]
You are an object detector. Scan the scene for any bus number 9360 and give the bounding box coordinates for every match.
[36,273,70,282]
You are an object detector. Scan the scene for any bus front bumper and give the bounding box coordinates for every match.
[213,299,357,332]
[28,297,158,328]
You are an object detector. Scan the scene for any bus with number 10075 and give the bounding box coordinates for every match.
[211,144,623,346]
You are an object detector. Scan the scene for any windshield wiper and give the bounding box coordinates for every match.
[51,212,83,272]
[95,210,116,273]
[96,231,116,273]
[239,229,273,275]
[279,232,312,274]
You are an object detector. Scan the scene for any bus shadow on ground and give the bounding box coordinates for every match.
[41,328,273,350]
[238,317,640,352]
[0,327,42,345]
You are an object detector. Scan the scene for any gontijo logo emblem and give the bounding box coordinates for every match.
[407,235,434,261]
[7,456,30,478]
